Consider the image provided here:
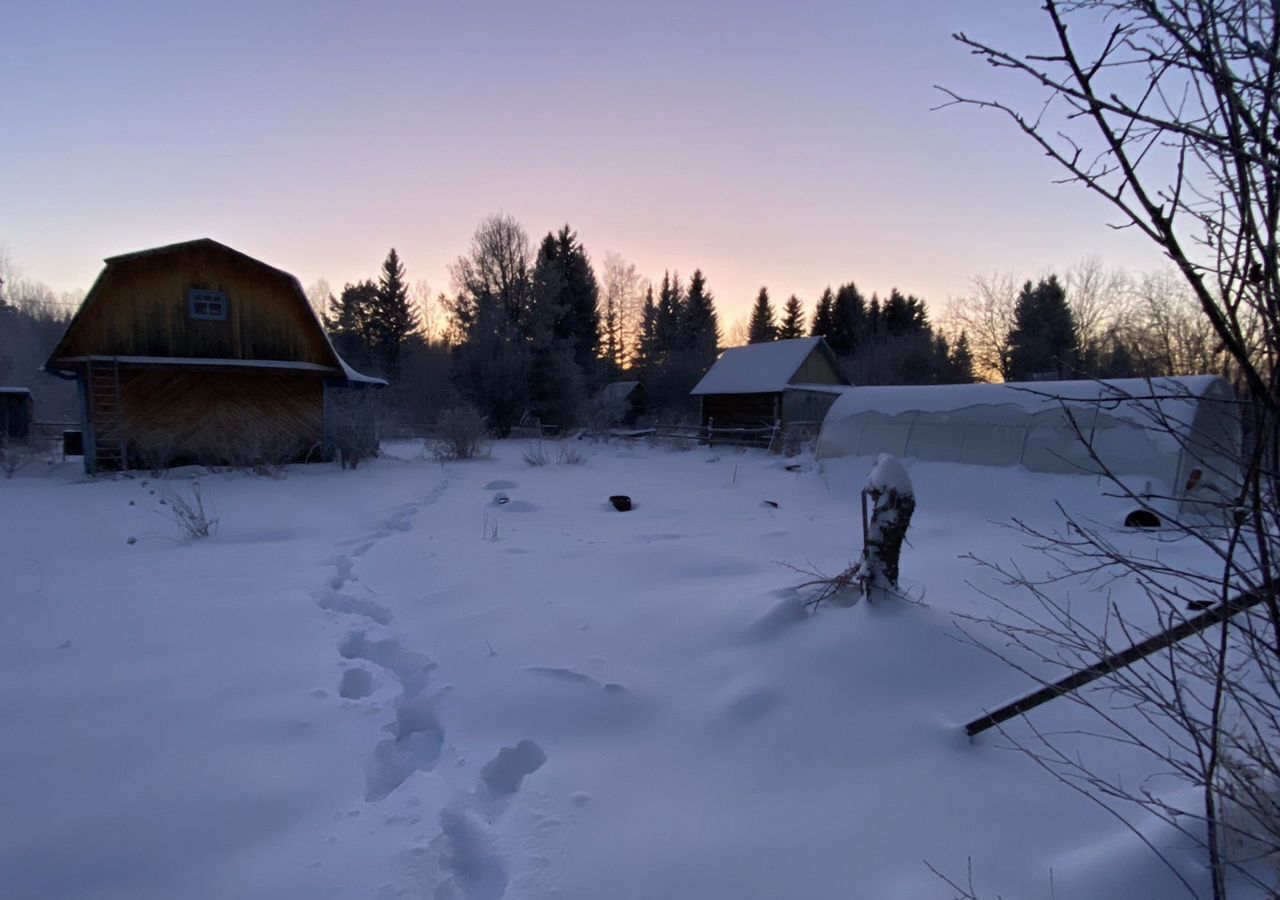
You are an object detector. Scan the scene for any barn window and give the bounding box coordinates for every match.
[188,289,228,321]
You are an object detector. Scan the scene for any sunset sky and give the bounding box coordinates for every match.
[2,1,1169,328]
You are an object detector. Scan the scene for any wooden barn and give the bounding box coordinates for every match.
[44,239,383,473]
[690,336,851,432]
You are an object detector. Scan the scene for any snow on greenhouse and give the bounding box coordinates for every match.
[816,376,1241,514]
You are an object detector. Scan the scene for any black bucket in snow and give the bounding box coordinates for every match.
[1124,509,1162,529]
[609,495,632,512]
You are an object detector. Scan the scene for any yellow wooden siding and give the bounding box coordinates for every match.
[56,243,334,365]
[790,348,844,385]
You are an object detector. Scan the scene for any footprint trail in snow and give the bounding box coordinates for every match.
[313,479,453,800]
[310,473,555,898]
[429,739,549,900]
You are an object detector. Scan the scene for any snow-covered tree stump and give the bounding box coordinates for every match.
[857,454,915,600]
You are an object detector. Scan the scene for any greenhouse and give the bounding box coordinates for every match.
[816,376,1241,516]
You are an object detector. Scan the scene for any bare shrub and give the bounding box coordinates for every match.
[239,429,307,478]
[156,482,217,539]
[779,426,811,458]
[199,425,307,476]
[522,441,549,467]
[556,442,587,465]
[430,407,487,461]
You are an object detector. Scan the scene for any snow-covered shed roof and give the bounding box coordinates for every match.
[601,381,642,404]
[0,387,32,396]
[690,337,848,396]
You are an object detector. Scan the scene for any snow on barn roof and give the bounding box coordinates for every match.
[337,357,387,386]
[690,337,846,395]
[49,355,386,386]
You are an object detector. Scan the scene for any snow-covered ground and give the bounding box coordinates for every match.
[0,440,1239,899]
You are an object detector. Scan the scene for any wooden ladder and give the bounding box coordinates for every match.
[86,357,126,471]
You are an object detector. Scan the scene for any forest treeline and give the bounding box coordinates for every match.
[0,222,1235,432]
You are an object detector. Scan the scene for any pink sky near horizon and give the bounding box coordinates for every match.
[1,1,1171,331]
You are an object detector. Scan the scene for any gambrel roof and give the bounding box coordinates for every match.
[45,238,383,385]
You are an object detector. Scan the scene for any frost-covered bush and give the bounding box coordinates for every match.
[328,388,380,470]
[430,408,488,461]
[0,437,33,479]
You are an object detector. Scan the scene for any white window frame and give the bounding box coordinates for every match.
[187,289,228,321]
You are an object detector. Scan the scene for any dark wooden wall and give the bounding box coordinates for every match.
[115,368,325,466]
[0,393,33,439]
[701,393,779,428]
[53,243,335,365]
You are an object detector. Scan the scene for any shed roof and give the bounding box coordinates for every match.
[690,337,847,396]
[0,387,32,396]
[601,381,642,404]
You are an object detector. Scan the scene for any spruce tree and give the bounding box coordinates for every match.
[654,272,683,362]
[950,331,975,383]
[633,285,658,379]
[1005,276,1080,381]
[529,232,587,425]
[778,295,805,339]
[810,287,836,337]
[828,282,866,356]
[881,288,928,337]
[371,248,421,378]
[552,226,601,382]
[602,281,623,376]
[682,269,720,369]
[747,287,778,343]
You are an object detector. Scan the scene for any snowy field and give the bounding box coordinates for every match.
[0,439,1239,899]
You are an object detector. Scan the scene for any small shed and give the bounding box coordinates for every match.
[599,381,647,426]
[44,238,384,472]
[690,336,851,431]
[816,376,1241,515]
[0,388,33,440]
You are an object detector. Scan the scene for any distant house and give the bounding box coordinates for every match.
[44,238,383,473]
[690,336,851,431]
[599,380,647,426]
[0,387,33,440]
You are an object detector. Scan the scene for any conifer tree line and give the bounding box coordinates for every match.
[314,223,1234,432]
[797,282,975,385]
